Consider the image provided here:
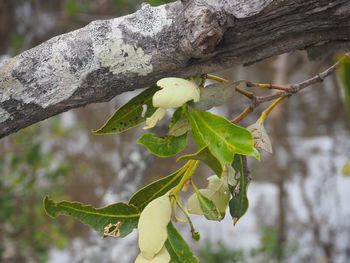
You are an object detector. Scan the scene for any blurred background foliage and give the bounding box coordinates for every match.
[1,0,350,263]
[0,120,74,262]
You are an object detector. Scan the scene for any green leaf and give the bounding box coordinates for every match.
[93,86,160,135]
[229,155,250,225]
[192,183,222,221]
[165,222,200,263]
[177,146,223,176]
[44,196,139,237]
[168,107,191,137]
[129,166,187,210]
[137,133,188,157]
[338,56,350,116]
[187,109,259,168]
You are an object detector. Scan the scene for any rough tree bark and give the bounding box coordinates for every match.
[0,0,349,138]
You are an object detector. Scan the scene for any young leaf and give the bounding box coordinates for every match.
[187,109,259,167]
[191,183,222,221]
[93,86,160,135]
[135,246,170,263]
[168,107,190,137]
[229,155,250,225]
[165,222,200,263]
[144,108,167,130]
[177,146,223,176]
[129,166,187,210]
[154,78,200,108]
[187,175,230,217]
[138,195,172,259]
[137,133,188,157]
[44,196,139,237]
[338,56,350,116]
[168,119,191,137]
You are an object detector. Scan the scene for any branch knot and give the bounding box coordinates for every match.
[178,0,229,59]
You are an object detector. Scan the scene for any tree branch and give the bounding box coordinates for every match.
[0,0,350,138]
[232,53,350,123]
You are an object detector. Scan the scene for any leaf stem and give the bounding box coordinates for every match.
[232,106,254,124]
[206,74,229,83]
[172,195,197,235]
[246,82,289,91]
[172,160,199,195]
[235,87,255,99]
[257,96,286,125]
[231,53,350,124]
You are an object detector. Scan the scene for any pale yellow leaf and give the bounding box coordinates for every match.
[135,246,170,263]
[138,195,171,259]
[143,108,166,130]
[154,78,200,108]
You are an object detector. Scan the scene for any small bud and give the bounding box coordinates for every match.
[192,231,201,241]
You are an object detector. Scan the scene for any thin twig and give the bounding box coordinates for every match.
[246,82,290,91]
[206,74,229,83]
[232,53,350,124]
[235,87,255,99]
[232,106,254,124]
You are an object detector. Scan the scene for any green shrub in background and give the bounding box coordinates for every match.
[0,120,73,263]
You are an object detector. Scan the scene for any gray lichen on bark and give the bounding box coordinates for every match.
[0,3,174,131]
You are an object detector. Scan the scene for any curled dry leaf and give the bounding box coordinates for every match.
[247,122,272,153]
[135,246,170,263]
[138,194,172,260]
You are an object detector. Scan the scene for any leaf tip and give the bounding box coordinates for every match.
[253,148,261,161]
[43,196,57,218]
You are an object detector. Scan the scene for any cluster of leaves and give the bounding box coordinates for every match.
[44,77,273,262]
